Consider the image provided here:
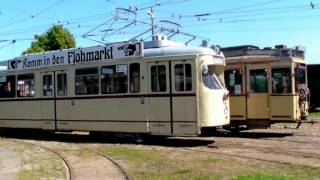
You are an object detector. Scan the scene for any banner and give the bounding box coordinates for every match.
[8,41,144,70]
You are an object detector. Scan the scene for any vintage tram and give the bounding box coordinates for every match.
[222,45,309,129]
[0,35,229,136]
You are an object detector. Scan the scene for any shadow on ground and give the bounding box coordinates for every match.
[0,129,214,148]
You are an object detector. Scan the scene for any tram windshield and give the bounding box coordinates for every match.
[202,66,224,90]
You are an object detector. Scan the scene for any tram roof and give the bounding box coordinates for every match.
[222,45,305,60]
[144,39,220,57]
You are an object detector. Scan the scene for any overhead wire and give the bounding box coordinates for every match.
[0,0,66,29]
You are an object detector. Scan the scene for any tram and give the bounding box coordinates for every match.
[222,45,309,129]
[0,35,229,136]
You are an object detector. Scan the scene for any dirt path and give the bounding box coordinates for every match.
[32,141,125,180]
[0,147,21,180]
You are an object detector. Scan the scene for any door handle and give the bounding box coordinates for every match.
[140,96,145,104]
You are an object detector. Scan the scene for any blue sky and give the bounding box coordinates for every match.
[0,0,319,64]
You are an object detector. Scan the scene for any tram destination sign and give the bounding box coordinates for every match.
[8,41,144,70]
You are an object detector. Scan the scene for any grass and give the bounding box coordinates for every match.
[99,145,320,180]
[309,107,320,118]
[0,138,66,180]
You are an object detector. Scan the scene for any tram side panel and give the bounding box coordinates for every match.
[0,71,53,129]
[55,62,149,133]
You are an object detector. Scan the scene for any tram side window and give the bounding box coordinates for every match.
[129,63,140,93]
[151,65,166,92]
[0,75,16,98]
[101,65,128,94]
[175,64,192,91]
[57,73,67,96]
[224,70,242,94]
[17,74,35,97]
[75,68,99,95]
[43,75,53,96]
[250,69,268,93]
[272,68,291,94]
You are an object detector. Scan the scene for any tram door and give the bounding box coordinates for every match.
[40,70,68,130]
[246,65,270,119]
[40,71,56,130]
[147,61,171,135]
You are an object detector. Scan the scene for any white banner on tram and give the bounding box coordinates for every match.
[8,41,144,70]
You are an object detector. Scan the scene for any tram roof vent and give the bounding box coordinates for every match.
[152,34,168,41]
[275,45,287,49]
[144,35,185,49]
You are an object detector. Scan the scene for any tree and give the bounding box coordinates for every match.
[23,25,76,55]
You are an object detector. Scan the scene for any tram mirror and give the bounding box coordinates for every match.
[202,64,208,74]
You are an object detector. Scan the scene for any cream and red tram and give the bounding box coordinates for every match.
[222,45,309,129]
[0,37,229,136]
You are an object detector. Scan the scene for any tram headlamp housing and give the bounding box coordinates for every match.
[202,64,208,74]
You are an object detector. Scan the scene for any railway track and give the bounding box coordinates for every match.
[7,138,131,180]
[9,139,72,180]
[82,146,131,180]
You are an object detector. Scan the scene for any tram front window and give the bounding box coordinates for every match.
[202,68,223,90]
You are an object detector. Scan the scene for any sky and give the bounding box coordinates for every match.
[0,0,319,64]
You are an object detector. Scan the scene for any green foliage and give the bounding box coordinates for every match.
[23,25,76,55]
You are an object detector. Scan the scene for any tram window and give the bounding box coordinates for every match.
[57,73,67,96]
[151,65,166,92]
[0,75,16,98]
[43,75,53,96]
[296,65,306,85]
[250,69,268,93]
[129,63,140,93]
[175,64,192,91]
[202,68,223,90]
[101,65,128,94]
[75,68,99,95]
[272,68,291,94]
[17,74,35,97]
[224,70,242,94]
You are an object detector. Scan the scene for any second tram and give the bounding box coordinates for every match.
[222,45,309,129]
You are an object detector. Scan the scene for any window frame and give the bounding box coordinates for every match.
[75,67,99,95]
[174,63,192,92]
[17,73,35,97]
[0,75,16,98]
[271,68,292,94]
[151,65,167,92]
[57,73,68,96]
[100,64,128,94]
[224,69,243,95]
[129,63,140,93]
[249,69,268,93]
[42,74,53,97]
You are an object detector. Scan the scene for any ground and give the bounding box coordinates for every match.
[0,115,319,180]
